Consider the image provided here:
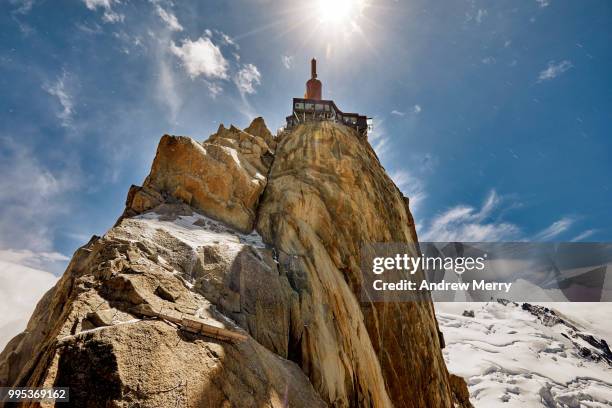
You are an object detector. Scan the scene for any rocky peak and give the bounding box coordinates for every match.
[0,118,471,407]
[244,116,277,151]
[126,118,274,233]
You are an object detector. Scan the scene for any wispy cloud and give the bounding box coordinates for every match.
[9,0,35,14]
[216,30,238,49]
[412,186,583,242]
[391,105,420,117]
[475,8,487,24]
[75,22,103,35]
[420,190,521,241]
[532,217,574,240]
[155,5,183,32]
[82,0,124,23]
[206,81,223,98]
[170,36,229,80]
[536,0,550,8]
[42,71,74,128]
[538,60,573,82]
[157,56,183,121]
[282,55,294,69]
[390,169,427,214]
[0,137,80,254]
[571,229,596,242]
[234,64,261,95]
[482,56,496,65]
[465,7,487,24]
[368,118,390,159]
[0,248,69,273]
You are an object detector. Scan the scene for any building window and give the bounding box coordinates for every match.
[315,104,324,111]
[295,103,304,109]
[305,103,314,110]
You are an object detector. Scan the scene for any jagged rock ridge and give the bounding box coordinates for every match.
[0,117,471,407]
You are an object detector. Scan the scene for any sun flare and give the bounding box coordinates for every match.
[316,0,366,26]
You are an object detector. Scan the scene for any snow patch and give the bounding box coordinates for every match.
[436,302,612,407]
[133,212,266,250]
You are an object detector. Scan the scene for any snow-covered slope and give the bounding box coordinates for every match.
[436,302,612,407]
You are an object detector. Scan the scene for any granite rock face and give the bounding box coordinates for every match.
[0,119,471,407]
[257,121,464,407]
[244,116,277,152]
[0,208,325,408]
[129,117,274,233]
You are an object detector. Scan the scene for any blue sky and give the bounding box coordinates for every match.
[1,0,611,276]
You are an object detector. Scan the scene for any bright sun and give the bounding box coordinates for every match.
[316,0,365,25]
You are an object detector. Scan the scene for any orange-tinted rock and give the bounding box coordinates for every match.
[0,118,471,408]
[134,118,275,233]
[257,121,471,407]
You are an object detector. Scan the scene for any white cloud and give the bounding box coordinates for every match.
[84,0,111,9]
[217,31,238,49]
[368,118,389,159]
[536,0,550,8]
[233,63,261,95]
[102,10,123,23]
[415,188,583,243]
[0,148,70,344]
[156,57,182,121]
[390,169,427,214]
[571,229,596,242]
[154,29,234,118]
[475,190,501,219]
[0,259,58,350]
[282,55,294,69]
[82,0,124,23]
[0,137,79,253]
[482,56,496,65]
[206,81,223,98]
[0,249,68,274]
[170,37,229,80]
[532,217,574,241]
[155,5,183,31]
[371,135,389,158]
[538,60,573,82]
[42,71,74,127]
[392,106,420,116]
[420,190,521,241]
